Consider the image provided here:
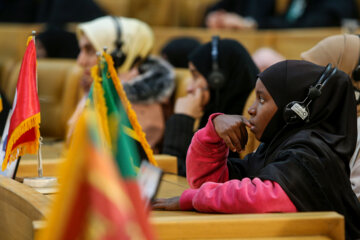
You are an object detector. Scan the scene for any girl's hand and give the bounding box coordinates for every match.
[152,197,181,211]
[213,114,251,153]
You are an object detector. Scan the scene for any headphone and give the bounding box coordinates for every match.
[208,36,225,90]
[283,63,337,124]
[208,36,226,110]
[111,16,127,69]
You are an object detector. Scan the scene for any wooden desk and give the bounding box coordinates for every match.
[152,175,344,240]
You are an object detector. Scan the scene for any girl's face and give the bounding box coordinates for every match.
[248,79,278,140]
[187,62,210,107]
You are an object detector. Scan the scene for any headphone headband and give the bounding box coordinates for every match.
[112,16,122,48]
[283,63,337,124]
[110,16,126,68]
[211,36,220,71]
[208,35,226,110]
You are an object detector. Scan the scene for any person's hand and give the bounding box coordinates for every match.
[118,67,139,82]
[174,88,204,118]
[80,75,93,93]
[205,10,226,29]
[152,197,181,211]
[213,114,251,153]
[222,13,257,30]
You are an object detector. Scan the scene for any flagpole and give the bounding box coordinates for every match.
[32,30,44,178]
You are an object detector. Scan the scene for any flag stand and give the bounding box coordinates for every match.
[23,137,58,193]
[22,31,58,193]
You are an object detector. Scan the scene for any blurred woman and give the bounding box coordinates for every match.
[68,16,175,150]
[162,38,258,176]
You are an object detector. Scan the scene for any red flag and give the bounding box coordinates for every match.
[2,36,40,170]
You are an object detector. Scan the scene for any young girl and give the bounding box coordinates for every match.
[153,60,360,239]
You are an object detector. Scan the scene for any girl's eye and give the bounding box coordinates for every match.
[259,96,265,103]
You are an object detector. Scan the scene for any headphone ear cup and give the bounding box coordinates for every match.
[283,103,297,124]
[283,101,310,124]
[283,101,301,124]
[111,49,127,69]
[208,70,225,90]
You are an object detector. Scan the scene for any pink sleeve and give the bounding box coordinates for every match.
[186,113,231,189]
[179,177,297,213]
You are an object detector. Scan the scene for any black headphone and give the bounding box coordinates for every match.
[283,63,337,124]
[208,36,226,110]
[208,36,225,90]
[111,16,127,69]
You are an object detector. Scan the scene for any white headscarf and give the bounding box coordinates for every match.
[77,16,154,73]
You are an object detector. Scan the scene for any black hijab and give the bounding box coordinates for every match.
[228,60,360,239]
[161,37,201,68]
[188,39,258,128]
[259,60,357,166]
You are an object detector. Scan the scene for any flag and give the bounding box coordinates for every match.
[90,52,157,167]
[36,109,154,240]
[93,54,158,229]
[1,36,40,171]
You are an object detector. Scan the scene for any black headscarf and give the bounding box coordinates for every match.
[228,60,360,239]
[259,60,357,165]
[161,37,201,68]
[37,26,80,58]
[189,39,258,128]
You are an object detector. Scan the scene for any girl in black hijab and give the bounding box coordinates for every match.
[155,60,360,239]
[162,38,258,176]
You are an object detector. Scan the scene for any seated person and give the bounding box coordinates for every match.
[36,25,79,59]
[154,60,360,239]
[205,0,357,30]
[68,16,175,150]
[162,37,258,176]
[301,33,360,200]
